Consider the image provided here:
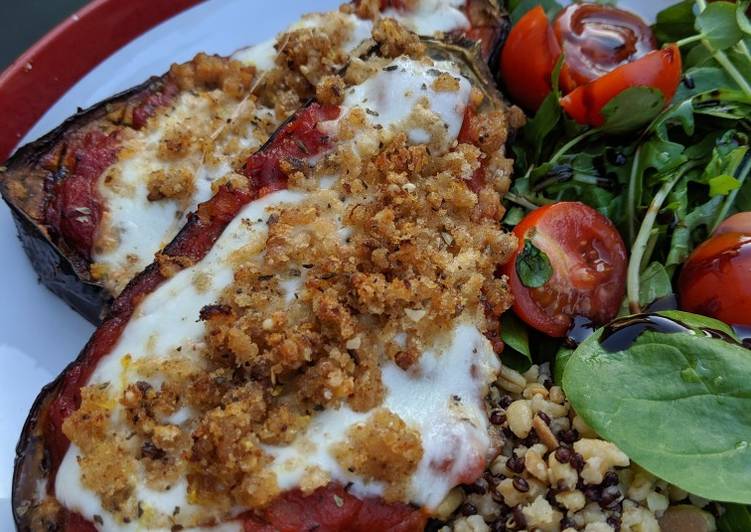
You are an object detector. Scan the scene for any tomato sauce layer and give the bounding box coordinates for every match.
[43,83,179,260]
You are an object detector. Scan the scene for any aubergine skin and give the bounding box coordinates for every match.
[0,76,170,325]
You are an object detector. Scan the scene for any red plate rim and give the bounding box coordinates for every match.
[0,0,203,162]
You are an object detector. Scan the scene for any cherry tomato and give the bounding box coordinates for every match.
[553,3,657,93]
[504,202,628,337]
[679,212,751,326]
[499,6,561,112]
[560,44,682,127]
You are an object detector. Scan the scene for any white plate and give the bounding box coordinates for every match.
[0,0,667,527]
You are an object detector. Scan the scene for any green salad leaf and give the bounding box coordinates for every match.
[634,262,673,308]
[515,239,553,288]
[562,311,751,505]
[738,2,751,35]
[696,1,745,50]
[653,0,697,42]
[719,504,751,532]
[600,87,666,135]
[500,313,533,372]
[709,173,742,196]
[509,0,561,23]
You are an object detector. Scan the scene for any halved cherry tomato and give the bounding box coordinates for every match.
[553,3,657,93]
[560,44,682,127]
[679,212,751,326]
[499,6,561,112]
[498,3,678,125]
[504,202,628,337]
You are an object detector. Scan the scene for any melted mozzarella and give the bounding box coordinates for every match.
[231,13,373,70]
[90,190,306,389]
[267,324,499,509]
[334,57,470,147]
[385,0,470,34]
[232,37,277,71]
[58,57,492,529]
[94,94,275,294]
[57,447,242,532]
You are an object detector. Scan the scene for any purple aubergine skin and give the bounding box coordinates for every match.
[0,75,171,325]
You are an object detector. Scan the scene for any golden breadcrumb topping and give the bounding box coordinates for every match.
[372,18,427,58]
[332,408,423,500]
[146,167,196,202]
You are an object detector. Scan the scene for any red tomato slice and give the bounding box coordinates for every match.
[553,3,657,93]
[504,202,628,337]
[560,44,682,127]
[499,6,561,112]
[679,212,751,326]
[243,484,427,532]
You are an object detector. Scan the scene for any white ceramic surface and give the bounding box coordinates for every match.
[0,0,668,528]
[0,0,340,527]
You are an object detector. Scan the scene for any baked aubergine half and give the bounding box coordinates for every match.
[13,25,525,532]
[0,0,507,324]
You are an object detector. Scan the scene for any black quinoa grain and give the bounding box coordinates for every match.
[570,452,585,472]
[602,470,620,487]
[490,520,506,532]
[499,395,513,409]
[600,486,623,509]
[537,411,551,425]
[461,503,478,516]
[490,410,506,425]
[561,516,576,529]
[512,506,527,529]
[506,455,525,474]
[583,486,601,502]
[608,515,622,531]
[464,477,488,495]
[512,477,529,493]
[559,428,579,444]
[554,446,571,463]
[521,432,539,447]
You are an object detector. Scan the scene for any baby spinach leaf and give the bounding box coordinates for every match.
[522,92,562,162]
[501,313,531,358]
[553,346,574,384]
[500,313,533,372]
[516,239,553,288]
[599,87,666,135]
[719,504,751,532]
[696,1,744,50]
[563,311,751,505]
